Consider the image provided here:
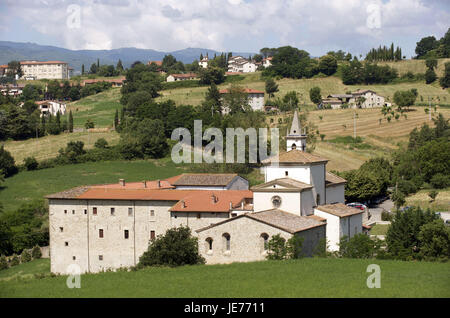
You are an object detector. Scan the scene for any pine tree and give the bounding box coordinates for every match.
[200,53,204,61]
[56,111,61,134]
[68,110,74,133]
[97,58,100,68]
[116,59,124,73]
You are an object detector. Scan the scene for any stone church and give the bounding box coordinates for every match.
[47,111,363,273]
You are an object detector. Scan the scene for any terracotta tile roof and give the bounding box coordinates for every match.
[325,172,346,187]
[171,173,239,186]
[90,180,174,190]
[148,61,163,66]
[83,77,125,85]
[316,203,363,217]
[196,209,325,234]
[307,215,327,222]
[251,178,312,192]
[219,88,264,94]
[262,150,328,165]
[169,190,253,212]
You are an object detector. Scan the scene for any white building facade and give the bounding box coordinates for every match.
[20,61,70,80]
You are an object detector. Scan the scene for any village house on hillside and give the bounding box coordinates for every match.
[219,88,265,112]
[46,111,364,273]
[166,73,198,82]
[320,89,388,109]
[36,100,67,117]
[82,77,126,88]
[227,56,257,73]
[199,55,209,69]
[0,84,25,97]
[1,60,72,80]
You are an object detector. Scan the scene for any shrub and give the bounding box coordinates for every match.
[428,190,438,201]
[138,226,204,267]
[381,211,393,221]
[31,245,42,259]
[10,254,20,266]
[339,234,383,258]
[266,234,288,260]
[24,157,39,171]
[430,173,449,189]
[418,219,450,261]
[0,255,8,270]
[21,249,32,263]
[94,138,108,149]
[286,235,304,259]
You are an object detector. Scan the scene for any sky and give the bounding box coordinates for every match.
[0,0,449,58]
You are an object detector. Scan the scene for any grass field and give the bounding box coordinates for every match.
[3,131,120,165]
[0,159,187,212]
[370,224,390,236]
[378,58,450,77]
[67,88,122,129]
[1,258,449,298]
[405,188,450,211]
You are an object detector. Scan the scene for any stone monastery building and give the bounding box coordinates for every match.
[47,111,363,273]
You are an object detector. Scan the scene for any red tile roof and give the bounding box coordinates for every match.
[148,61,163,66]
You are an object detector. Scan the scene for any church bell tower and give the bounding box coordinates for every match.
[286,110,307,151]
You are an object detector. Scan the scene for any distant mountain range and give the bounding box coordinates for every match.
[0,41,256,74]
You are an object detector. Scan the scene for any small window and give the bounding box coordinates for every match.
[316,194,321,205]
[205,237,213,252]
[93,207,97,215]
[285,171,289,176]
[260,233,269,252]
[65,242,69,246]
[197,213,201,219]
[150,231,155,240]
[150,210,155,217]
[72,210,75,215]
[84,209,87,215]
[99,229,104,238]
[99,255,103,261]
[60,227,64,232]
[128,208,133,216]
[124,230,129,239]
[64,210,67,214]
[72,256,76,260]
[111,208,115,216]
[231,213,237,217]
[271,196,282,208]
[222,233,231,251]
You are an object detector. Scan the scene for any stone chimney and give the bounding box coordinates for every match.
[119,179,125,186]
[211,194,217,204]
[181,200,186,208]
[229,201,233,209]
[157,180,161,188]
[143,181,147,188]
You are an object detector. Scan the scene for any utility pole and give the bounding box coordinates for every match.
[353,112,356,138]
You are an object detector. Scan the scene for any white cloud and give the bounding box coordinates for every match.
[1,0,449,56]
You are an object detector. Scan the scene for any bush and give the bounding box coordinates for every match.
[286,235,305,259]
[24,157,39,171]
[94,138,108,149]
[266,234,288,260]
[138,226,204,267]
[430,173,449,189]
[31,245,42,259]
[381,211,393,221]
[21,249,32,263]
[0,255,8,270]
[339,234,383,258]
[418,219,450,261]
[10,254,20,266]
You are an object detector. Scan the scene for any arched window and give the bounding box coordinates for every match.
[260,233,269,252]
[291,143,296,150]
[222,233,231,251]
[205,237,213,253]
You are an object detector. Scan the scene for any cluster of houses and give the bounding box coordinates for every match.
[46,111,368,274]
[320,90,390,109]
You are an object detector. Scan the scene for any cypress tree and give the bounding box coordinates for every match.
[68,110,74,133]
[56,111,61,134]
[114,109,119,129]
[40,115,46,136]
[81,64,85,75]
[97,58,100,68]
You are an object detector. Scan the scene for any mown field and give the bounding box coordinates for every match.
[3,131,120,165]
[378,58,450,77]
[405,188,450,211]
[1,258,449,298]
[0,159,187,212]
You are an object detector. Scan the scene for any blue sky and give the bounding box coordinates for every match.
[0,0,449,57]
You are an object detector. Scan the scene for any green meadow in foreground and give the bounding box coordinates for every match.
[1,258,449,298]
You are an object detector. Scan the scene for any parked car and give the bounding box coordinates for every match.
[346,202,367,210]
